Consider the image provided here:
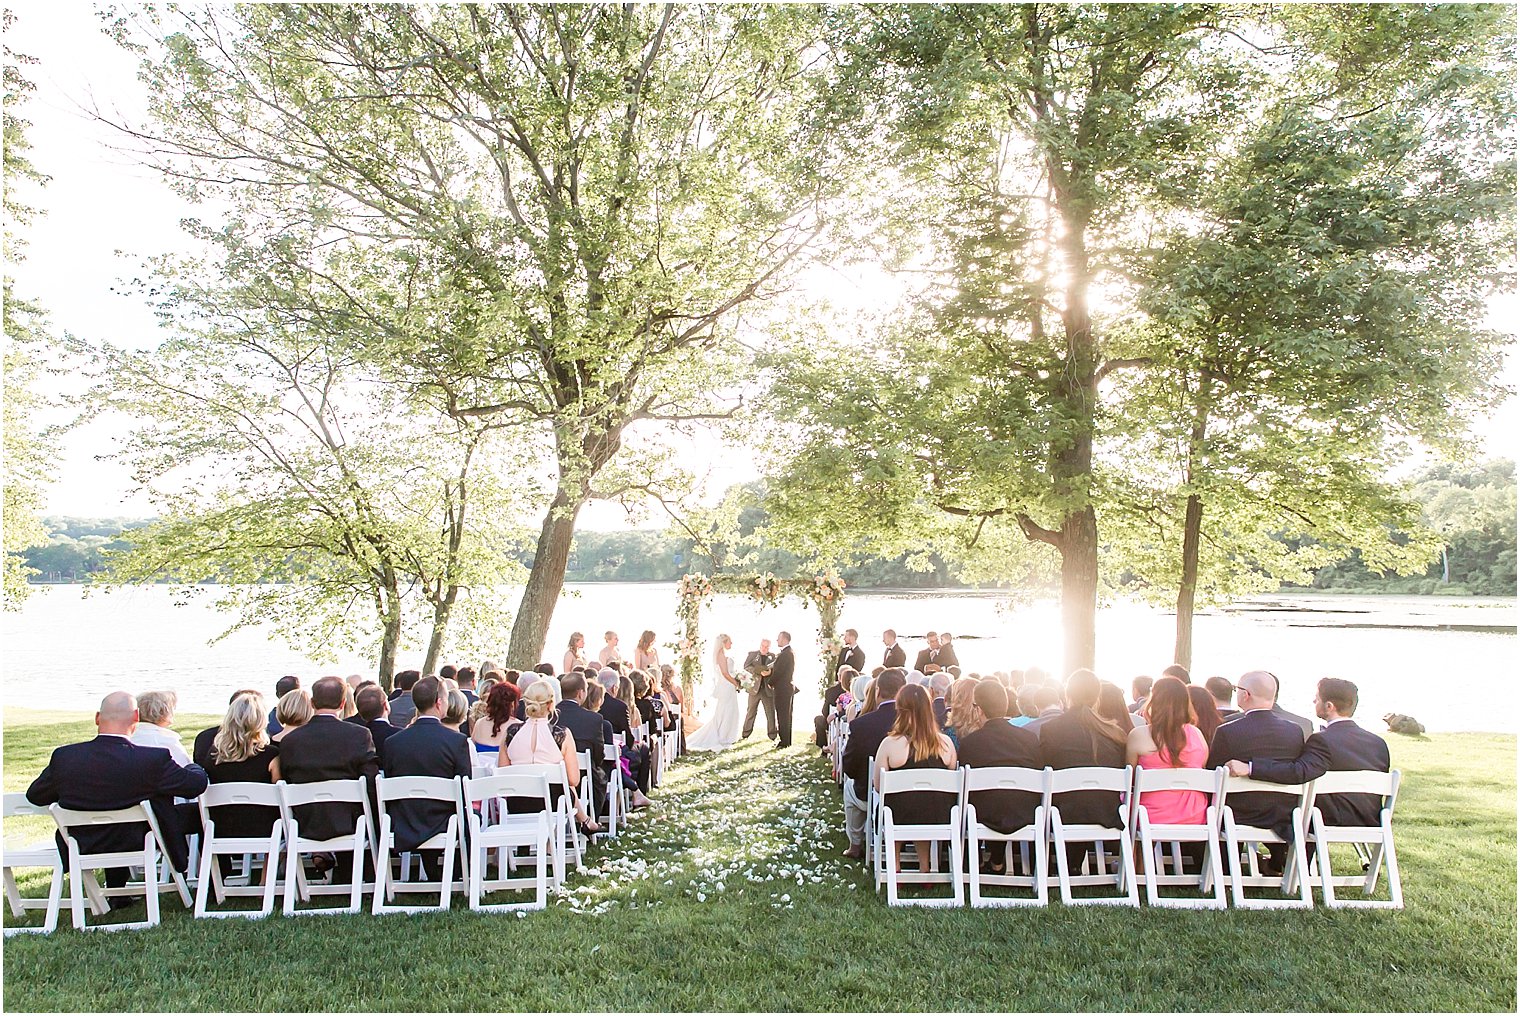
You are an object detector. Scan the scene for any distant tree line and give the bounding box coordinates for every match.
[23,460,1515,595]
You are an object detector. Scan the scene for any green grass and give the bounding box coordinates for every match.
[3,710,1515,1012]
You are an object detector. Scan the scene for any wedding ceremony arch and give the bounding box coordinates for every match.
[672,572,846,700]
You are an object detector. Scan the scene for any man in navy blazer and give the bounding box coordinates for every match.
[840,668,907,859]
[1228,677,1391,829]
[557,673,614,817]
[27,691,209,896]
[1208,671,1307,870]
[770,632,798,748]
[349,684,400,757]
[380,676,470,878]
[277,675,380,878]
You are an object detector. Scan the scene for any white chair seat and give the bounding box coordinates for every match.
[372,775,466,916]
[963,766,1051,908]
[876,767,964,907]
[3,794,66,935]
[1304,769,1403,909]
[1048,766,1138,907]
[1132,766,1227,910]
[1219,775,1315,910]
[464,772,555,912]
[195,782,285,920]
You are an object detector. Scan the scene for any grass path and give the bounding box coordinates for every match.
[3,711,1516,1011]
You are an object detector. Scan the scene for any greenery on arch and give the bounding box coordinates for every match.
[673,572,846,700]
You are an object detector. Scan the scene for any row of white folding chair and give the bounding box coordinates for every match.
[661,703,682,770]
[3,794,67,936]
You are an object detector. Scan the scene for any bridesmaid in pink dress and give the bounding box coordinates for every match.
[1126,676,1209,824]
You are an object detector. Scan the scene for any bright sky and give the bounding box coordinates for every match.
[7,6,1517,527]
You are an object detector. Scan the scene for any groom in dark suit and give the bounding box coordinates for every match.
[770,631,797,748]
[835,629,866,676]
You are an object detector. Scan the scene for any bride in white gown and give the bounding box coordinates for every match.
[686,633,741,751]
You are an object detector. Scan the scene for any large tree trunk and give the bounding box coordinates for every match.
[423,593,455,676]
[376,566,403,691]
[505,483,585,669]
[1174,492,1204,669]
[1058,508,1099,675]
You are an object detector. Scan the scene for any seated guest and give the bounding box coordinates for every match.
[456,667,479,705]
[659,664,686,753]
[267,675,301,735]
[1096,681,1135,734]
[1127,677,1209,825]
[1022,685,1063,735]
[479,659,502,678]
[193,687,262,762]
[1206,670,1307,874]
[1162,664,1192,685]
[845,673,872,722]
[630,670,666,737]
[270,688,313,744]
[558,673,615,822]
[840,668,906,860]
[349,684,398,756]
[1206,676,1239,719]
[131,690,192,767]
[470,682,522,756]
[1227,677,1390,828]
[339,679,359,721]
[273,676,380,881]
[816,666,856,749]
[858,678,880,718]
[615,674,655,803]
[443,690,470,733]
[379,675,472,878]
[505,680,599,833]
[943,676,981,747]
[1128,675,1154,715]
[439,665,457,683]
[27,691,208,901]
[873,684,957,871]
[1264,672,1315,736]
[199,691,280,876]
[958,681,1042,852]
[533,662,555,679]
[388,670,422,729]
[1039,669,1128,828]
[1187,685,1225,744]
[928,671,953,728]
[597,672,652,810]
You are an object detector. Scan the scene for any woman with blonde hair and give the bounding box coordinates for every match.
[873,685,958,872]
[199,692,280,871]
[505,679,600,833]
[270,688,312,744]
[859,678,881,718]
[688,634,740,751]
[944,676,984,747]
[563,632,588,675]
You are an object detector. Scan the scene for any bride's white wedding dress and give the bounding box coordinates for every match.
[686,655,741,751]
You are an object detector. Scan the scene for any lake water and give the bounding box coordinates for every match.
[3,584,1515,734]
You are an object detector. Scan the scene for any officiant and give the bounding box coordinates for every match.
[741,637,777,741]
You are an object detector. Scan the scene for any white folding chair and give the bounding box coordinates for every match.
[963,766,1051,908]
[3,794,65,935]
[509,763,575,880]
[194,782,285,919]
[49,802,167,931]
[663,704,682,762]
[278,779,375,917]
[372,775,466,915]
[463,772,553,912]
[1304,769,1402,909]
[877,767,965,907]
[1048,766,1139,907]
[603,739,626,838]
[1132,767,1227,909]
[1219,774,1315,909]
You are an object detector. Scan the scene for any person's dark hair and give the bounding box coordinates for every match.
[395,669,421,691]
[876,667,907,700]
[1029,685,1060,714]
[439,664,457,681]
[836,665,857,686]
[572,665,588,675]
[1064,669,1126,746]
[778,630,791,644]
[485,682,521,737]
[1205,675,1235,703]
[871,665,885,678]
[1145,677,1196,766]
[1131,675,1154,701]
[534,663,554,677]
[411,676,444,715]
[1161,664,1191,685]
[560,673,587,700]
[310,675,346,710]
[888,685,944,763]
[1187,685,1224,745]
[973,679,1009,720]
[1096,681,1135,734]
[456,666,477,688]
[503,669,522,685]
[230,687,261,703]
[275,675,301,698]
[356,684,387,721]
[1317,677,1359,716]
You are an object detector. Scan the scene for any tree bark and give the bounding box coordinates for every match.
[423,596,454,676]
[1174,492,1204,669]
[376,565,403,691]
[1058,508,1099,675]
[505,482,586,669]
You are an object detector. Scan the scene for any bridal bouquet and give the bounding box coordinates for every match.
[737,671,759,695]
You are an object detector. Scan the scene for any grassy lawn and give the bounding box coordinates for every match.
[3,708,1515,1012]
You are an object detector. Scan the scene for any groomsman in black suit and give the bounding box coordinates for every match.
[349,684,399,757]
[936,631,960,670]
[1228,677,1391,829]
[835,629,866,675]
[770,631,798,748]
[881,629,906,669]
[913,632,942,673]
[27,691,209,900]
[278,676,381,881]
[380,676,471,878]
[1207,670,1307,872]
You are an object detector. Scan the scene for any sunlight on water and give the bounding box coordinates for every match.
[3,584,1514,734]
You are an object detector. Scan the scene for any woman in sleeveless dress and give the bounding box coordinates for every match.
[504,679,600,833]
[686,634,741,751]
[633,630,661,674]
[874,684,958,871]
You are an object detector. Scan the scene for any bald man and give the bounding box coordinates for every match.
[1206,671,1307,873]
[27,691,209,901]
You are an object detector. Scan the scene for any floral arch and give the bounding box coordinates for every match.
[672,572,846,700]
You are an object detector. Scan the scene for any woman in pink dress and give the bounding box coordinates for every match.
[1126,676,1209,825]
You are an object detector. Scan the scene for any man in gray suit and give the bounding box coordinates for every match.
[741,638,777,741]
